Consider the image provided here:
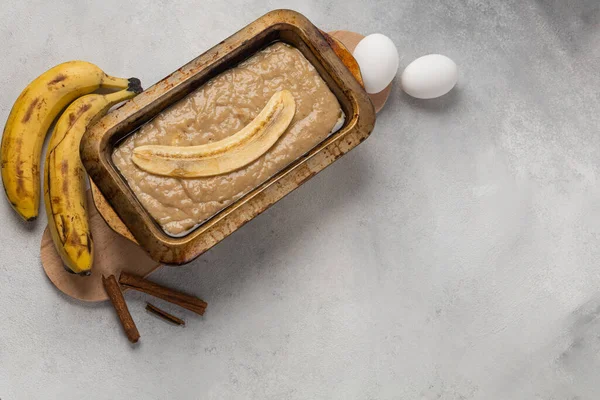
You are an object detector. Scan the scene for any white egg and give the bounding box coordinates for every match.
[401,54,458,99]
[352,34,399,94]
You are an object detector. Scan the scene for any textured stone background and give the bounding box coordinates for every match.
[1,1,599,399]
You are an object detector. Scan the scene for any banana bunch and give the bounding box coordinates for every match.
[1,61,142,274]
[1,61,140,221]
[132,90,296,178]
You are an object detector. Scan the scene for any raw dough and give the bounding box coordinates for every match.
[113,42,343,236]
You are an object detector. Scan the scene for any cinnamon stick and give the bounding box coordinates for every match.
[146,302,185,326]
[102,274,140,343]
[119,271,207,316]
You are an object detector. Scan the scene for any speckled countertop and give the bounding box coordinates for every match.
[1,1,599,399]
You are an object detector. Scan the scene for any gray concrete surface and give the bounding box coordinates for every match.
[1,0,599,399]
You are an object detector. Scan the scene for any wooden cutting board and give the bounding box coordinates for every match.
[40,30,393,302]
[41,190,160,301]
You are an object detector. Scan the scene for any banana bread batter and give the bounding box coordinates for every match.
[113,42,343,236]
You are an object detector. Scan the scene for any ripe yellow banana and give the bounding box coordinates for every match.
[1,60,140,221]
[132,90,296,178]
[44,86,142,275]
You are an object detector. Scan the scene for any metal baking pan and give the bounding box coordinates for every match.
[80,9,376,265]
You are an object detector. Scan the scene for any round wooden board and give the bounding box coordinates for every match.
[40,29,394,302]
[41,190,160,302]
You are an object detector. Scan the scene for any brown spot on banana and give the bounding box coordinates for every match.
[21,97,39,123]
[47,74,67,86]
[68,226,82,247]
[16,177,25,197]
[59,214,68,243]
[61,160,69,195]
[67,103,92,131]
[16,178,25,197]
[60,159,68,175]
[14,137,26,196]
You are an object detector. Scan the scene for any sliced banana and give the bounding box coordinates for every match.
[132,90,296,178]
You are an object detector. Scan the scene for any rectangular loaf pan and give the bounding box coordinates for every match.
[81,9,376,265]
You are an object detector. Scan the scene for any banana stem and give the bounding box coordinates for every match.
[103,85,142,104]
[126,77,143,94]
[101,74,133,90]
